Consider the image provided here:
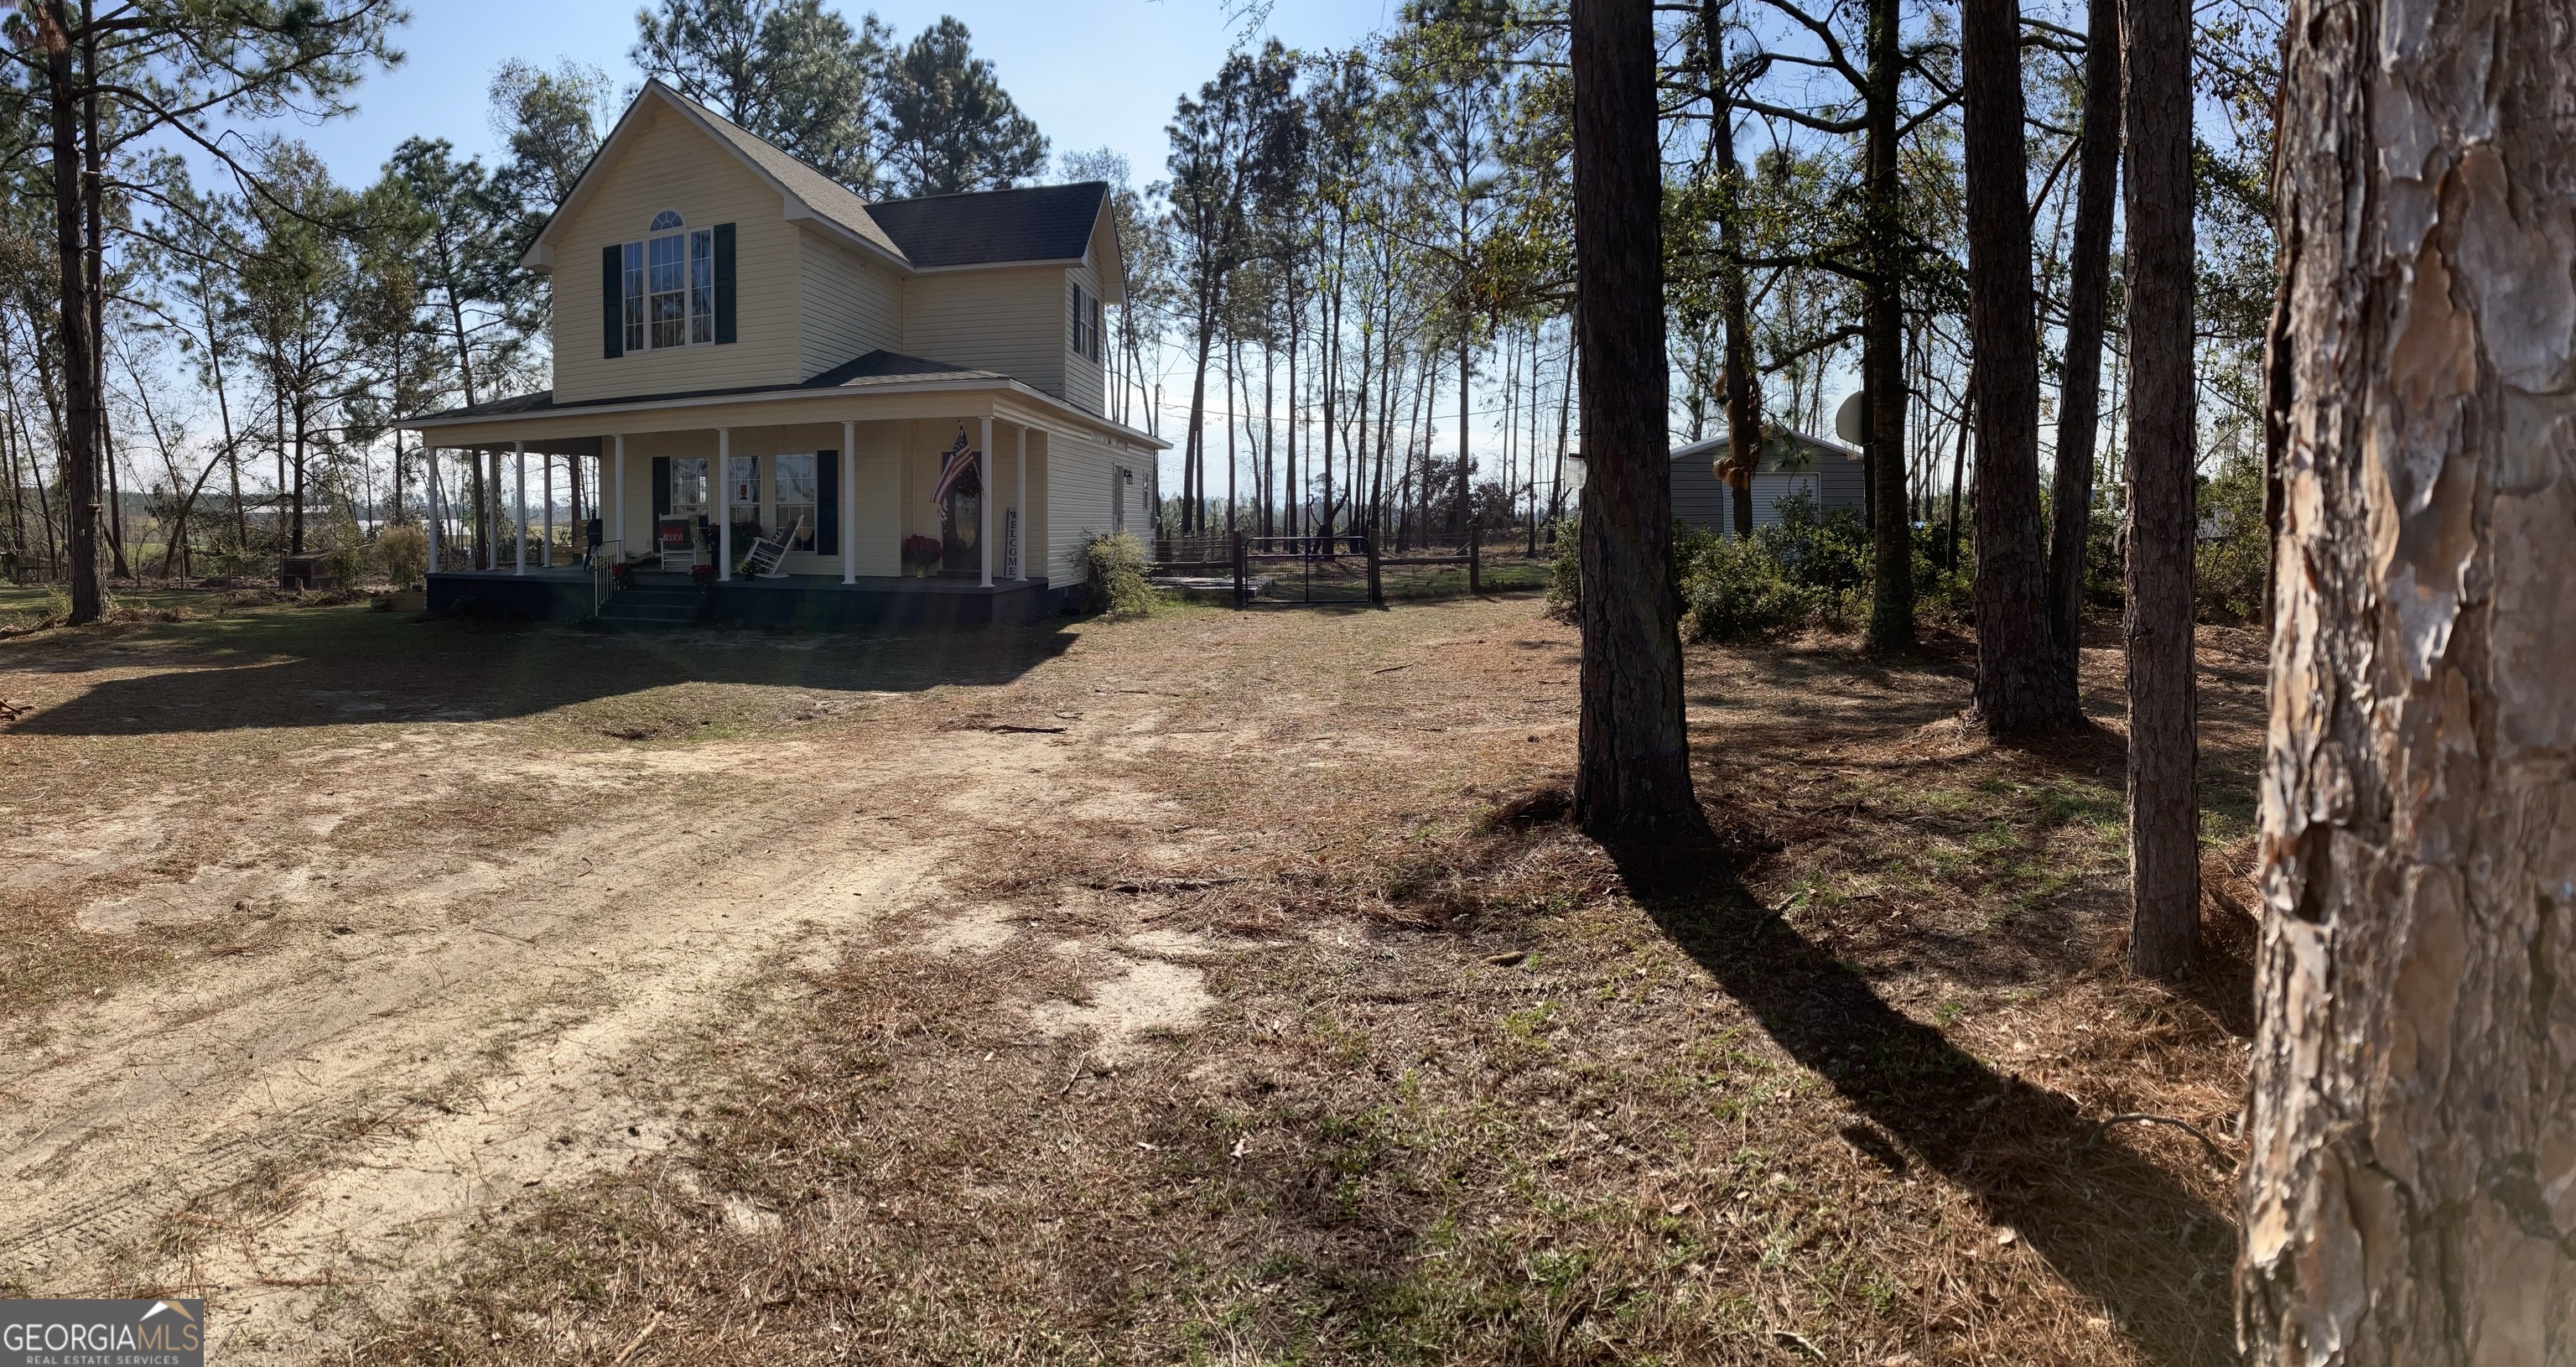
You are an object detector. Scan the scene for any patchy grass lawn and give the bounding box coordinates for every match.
[243,603,2252,1367]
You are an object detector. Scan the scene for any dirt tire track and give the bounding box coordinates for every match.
[0,715,1104,1361]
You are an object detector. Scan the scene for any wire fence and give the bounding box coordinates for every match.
[1147,527,1558,606]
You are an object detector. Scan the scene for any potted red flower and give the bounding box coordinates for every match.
[690,562,716,585]
[902,534,943,578]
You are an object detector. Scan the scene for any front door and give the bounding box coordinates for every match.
[941,467,982,574]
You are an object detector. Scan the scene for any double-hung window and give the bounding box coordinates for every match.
[669,458,708,521]
[626,213,715,351]
[1070,282,1101,363]
[774,454,818,551]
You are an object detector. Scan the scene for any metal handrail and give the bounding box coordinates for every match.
[592,539,625,616]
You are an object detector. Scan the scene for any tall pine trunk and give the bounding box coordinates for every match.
[2046,0,2120,697]
[1862,0,1912,644]
[2241,0,2576,1349]
[1961,0,2075,731]
[1708,0,1760,542]
[39,3,101,623]
[1571,0,1696,838]
[2121,0,2199,975]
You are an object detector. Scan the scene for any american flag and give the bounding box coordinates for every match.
[931,425,979,508]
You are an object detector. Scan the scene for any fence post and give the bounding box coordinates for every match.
[1233,533,1246,608]
[1365,533,1383,605]
[1468,525,1482,595]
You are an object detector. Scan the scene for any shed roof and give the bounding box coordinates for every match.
[1669,428,1860,465]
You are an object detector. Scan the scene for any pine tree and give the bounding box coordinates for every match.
[877,18,1046,198]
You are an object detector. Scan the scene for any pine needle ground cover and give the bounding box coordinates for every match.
[0,595,2257,1364]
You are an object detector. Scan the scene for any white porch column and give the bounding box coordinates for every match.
[613,435,626,559]
[423,446,441,571]
[542,454,554,566]
[840,420,856,585]
[718,428,733,582]
[512,442,527,575]
[978,415,994,589]
[1015,424,1028,581]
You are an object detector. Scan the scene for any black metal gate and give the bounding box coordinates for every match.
[1233,534,1378,606]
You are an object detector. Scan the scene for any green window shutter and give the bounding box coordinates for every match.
[713,223,737,344]
[652,457,671,518]
[815,450,839,556]
[601,245,624,358]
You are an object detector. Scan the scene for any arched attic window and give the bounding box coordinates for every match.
[650,209,683,231]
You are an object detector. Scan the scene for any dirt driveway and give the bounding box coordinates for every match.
[0,598,1558,1359]
[3,594,2260,1364]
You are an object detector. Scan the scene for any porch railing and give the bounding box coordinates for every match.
[592,539,624,616]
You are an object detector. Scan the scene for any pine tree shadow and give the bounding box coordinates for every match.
[1605,828,2239,1366]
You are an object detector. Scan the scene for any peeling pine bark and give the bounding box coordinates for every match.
[1571,0,1698,837]
[2242,0,2576,1354]
[2121,0,2199,975]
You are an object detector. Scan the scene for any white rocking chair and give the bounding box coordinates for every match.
[657,517,700,570]
[745,515,806,579]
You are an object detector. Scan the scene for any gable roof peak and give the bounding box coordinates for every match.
[527,81,1122,289]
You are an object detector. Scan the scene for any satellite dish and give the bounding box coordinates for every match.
[1834,392,1867,444]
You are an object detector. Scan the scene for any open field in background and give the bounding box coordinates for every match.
[0,589,2260,1364]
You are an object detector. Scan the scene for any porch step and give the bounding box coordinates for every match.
[595,585,704,627]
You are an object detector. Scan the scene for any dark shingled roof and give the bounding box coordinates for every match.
[865,183,1109,268]
[408,350,1000,423]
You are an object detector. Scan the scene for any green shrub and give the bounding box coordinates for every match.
[1551,496,1983,640]
[377,524,428,589]
[1078,531,1154,615]
[1544,517,1580,620]
[1760,493,1873,599]
[1678,526,1822,639]
[2196,455,2269,623]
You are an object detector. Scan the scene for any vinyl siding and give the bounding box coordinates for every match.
[1669,442,1866,535]
[901,268,1069,399]
[549,103,802,403]
[797,229,901,377]
[1669,454,1732,528]
[1818,448,1866,512]
[1045,427,1145,585]
[1064,258,1104,416]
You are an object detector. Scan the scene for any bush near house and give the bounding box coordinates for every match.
[1079,531,1154,616]
[378,525,428,589]
[1551,496,1971,641]
[1678,493,1880,639]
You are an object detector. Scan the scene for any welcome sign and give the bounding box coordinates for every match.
[2,1300,204,1367]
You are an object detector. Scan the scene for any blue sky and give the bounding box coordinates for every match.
[271,0,1399,192]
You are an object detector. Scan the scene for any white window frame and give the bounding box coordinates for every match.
[1071,281,1099,363]
[622,214,714,354]
[669,457,709,520]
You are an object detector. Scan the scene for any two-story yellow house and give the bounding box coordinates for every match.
[402,78,1164,626]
